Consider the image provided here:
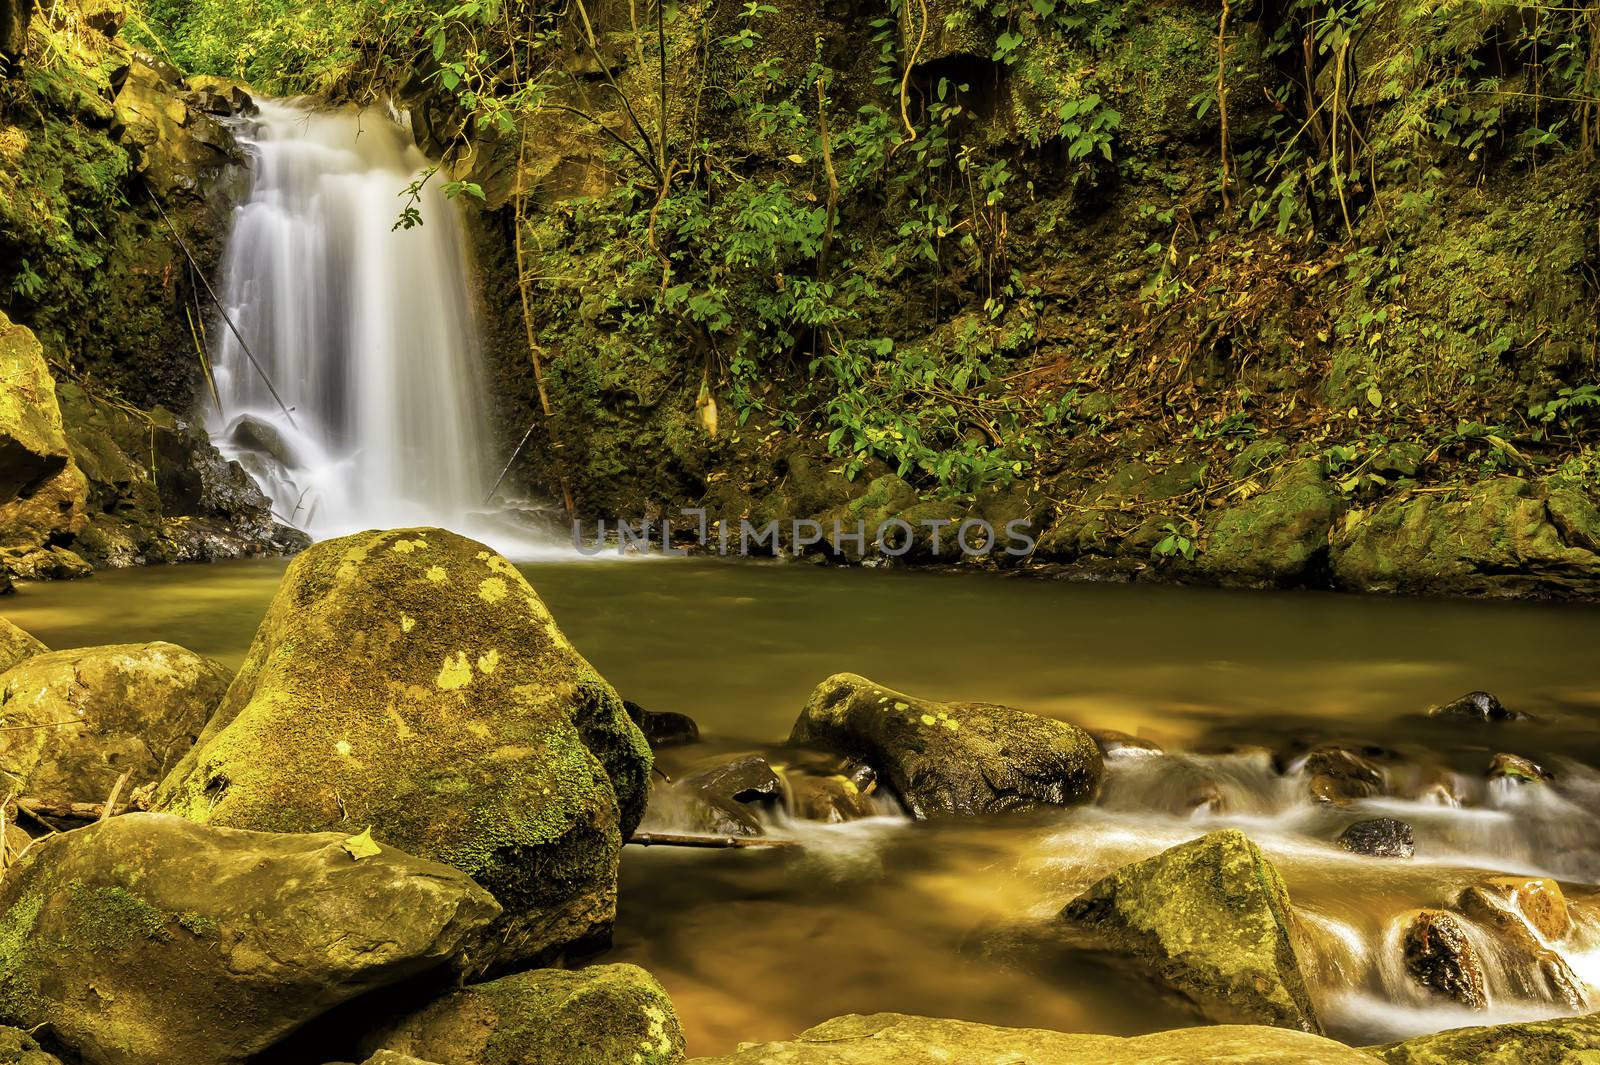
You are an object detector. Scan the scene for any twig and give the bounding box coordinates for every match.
[626,831,800,850]
[100,770,131,823]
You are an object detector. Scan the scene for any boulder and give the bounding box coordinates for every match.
[1457,884,1585,1010]
[0,813,500,1065]
[678,755,783,836]
[0,617,45,673]
[1401,910,1487,1009]
[0,313,88,577]
[0,641,227,801]
[0,1027,62,1065]
[1299,746,1385,804]
[1200,459,1339,586]
[112,59,236,199]
[1058,830,1321,1032]
[1336,818,1414,859]
[1428,690,1518,723]
[0,0,30,72]
[78,0,126,37]
[1465,876,1570,940]
[788,673,1102,819]
[1368,1013,1600,1063]
[155,528,652,969]
[362,964,685,1065]
[1331,477,1600,597]
[690,1014,1372,1064]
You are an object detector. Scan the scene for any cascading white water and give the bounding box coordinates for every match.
[208,100,494,541]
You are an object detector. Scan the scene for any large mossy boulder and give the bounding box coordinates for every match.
[787,673,1102,818]
[0,617,45,673]
[1331,477,1600,596]
[689,1014,1372,1064]
[1200,459,1339,587]
[362,963,685,1065]
[1369,1013,1600,1063]
[0,641,227,801]
[0,313,88,580]
[0,813,500,1065]
[1058,830,1321,1033]
[155,528,652,969]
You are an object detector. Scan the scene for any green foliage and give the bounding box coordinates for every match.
[1152,521,1197,561]
[1531,384,1600,437]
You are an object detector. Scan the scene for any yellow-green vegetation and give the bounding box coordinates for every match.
[1367,1013,1600,1064]
[1060,829,1322,1033]
[153,527,652,970]
[0,616,45,673]
[790,672,1102,817]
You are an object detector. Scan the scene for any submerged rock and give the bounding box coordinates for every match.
[0,813,499,1065]
[0,617,45,673]
[788,673,1102,818]
[680,755,783,836]
[361,963,684,1065]
[0,641,228,801]
[1401,910,1487,1010]
[1466,876,1570,940]
[1336,817,1415,859]
[1428,690,1519,723]
[1059,830,1322,1032]
[691,1014,1370,1064]
[154,528,651,970]
[1368,1012,1600,1063]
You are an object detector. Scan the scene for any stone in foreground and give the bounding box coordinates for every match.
[0,813,499,1065]
[688,1014,1371,1063]
[0,617,45,673]
[155,528,651,969]
[1369,1012,1600,1063]
[0,641,228,800]
[363,963,684,1065]
[1059,829,1321,1033]
[787,673,1102,818]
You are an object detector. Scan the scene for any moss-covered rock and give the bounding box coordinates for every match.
[689,1014,1372,1064]
[1058,829,1321,1032]
[788,673,1102,818]
[0,312,87,580]
[1331,478,1600,597]
[1201,459,1339,587]
[154,528,652,969]
[0,812,500,1065]
[363,963,685,1065]
[1368,1013,1600,1064]
[0,641,227,801]
[0,617,45,674]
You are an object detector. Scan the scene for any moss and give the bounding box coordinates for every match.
[62,880,171,952]
[1368,1014,1600,1064]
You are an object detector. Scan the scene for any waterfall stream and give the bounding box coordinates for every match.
[208,100,502,543]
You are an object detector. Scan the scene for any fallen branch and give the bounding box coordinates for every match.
[16,793,149,821]
[626,831,800,850]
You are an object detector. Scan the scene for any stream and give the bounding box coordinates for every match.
[9,558,1600,1055]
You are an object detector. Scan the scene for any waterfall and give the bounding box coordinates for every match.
[208,100,498,542]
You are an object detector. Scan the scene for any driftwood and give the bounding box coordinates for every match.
[17,793,148,822]
[626,831,800,850]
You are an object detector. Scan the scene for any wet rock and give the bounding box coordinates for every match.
[1088,728,1164,758]
[361,964,685,1065]
[1336,817,1415,859]
[184,75,257,116]
[624,699,700,748]
[154,528,652,971]
[1200,459,1339,587]
[0,813,500,1065]
[789,673,1102,819]
[112,58,237,199]
[1428,691,1519,723]
[1458,882,1585,1010]
[0,617,45,673]
[0,546,92,581]
[1401,910,1487,1009]
[1468,875,1570,940]
[1367,1012,1600,1063]
[1301,746,1385,804]
[680,755,783,835]
[0,642,228,801]
[691,1014,1371,1064]
[0,1027,62,1065]
[1059,829,1322,1032]
[1488,752,1550,783]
